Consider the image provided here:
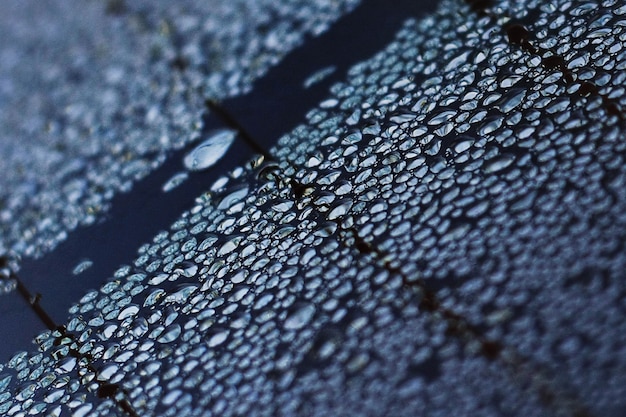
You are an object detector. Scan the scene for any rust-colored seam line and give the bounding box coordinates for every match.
[255,96,596,415]
[344,225,594,417]
[262,162,590,415]
[468,0,624,121]
[0,255,141,417]
[505,22,624,121]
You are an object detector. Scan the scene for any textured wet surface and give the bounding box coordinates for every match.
[2,0,626,416]
[0,0,359,261]
[0,0,432,358]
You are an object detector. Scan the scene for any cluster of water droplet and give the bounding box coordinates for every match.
[0,0,359,264]
[0,253,19,295]
[1,0,626,416]
[273,0,626,413]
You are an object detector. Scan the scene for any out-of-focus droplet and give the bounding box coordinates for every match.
[72,259,93,276]
[284,302,315,330]
[303,65,336,89]
[162,172,189,193]
[208,329,230,347]
[183,129,236,171]
[484,154,515,173]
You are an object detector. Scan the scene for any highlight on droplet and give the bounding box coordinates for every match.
[183,129,237,172]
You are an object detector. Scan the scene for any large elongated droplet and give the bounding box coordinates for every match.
[183,129,236,171]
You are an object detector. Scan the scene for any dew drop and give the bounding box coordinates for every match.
[208,329,230,347]
[453,137,474,154]
[303,65,336,89]
[306,154,323,168]
[484,154,515,173]
[99,364,119,380]
[497,89,526,113]
[183,129,236,171]
[72,259,93,276]
[157,324,181,344]
[478,116,504,135]
[218,236,243,256]
[284,302,316,330]
[567,54,589,70]
[328,199,353,220]
[0,375,11,391]
[217,186,249,210]
[162,172,189,193]
[44,389,64,403]
[117,304,140,320]
[428,110,456,126]
[175,261,198,278]
[165,285,197,304]
[74,404,93,417]
[162,389,182,406]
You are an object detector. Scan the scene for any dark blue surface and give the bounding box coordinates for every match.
[0,0,438,362]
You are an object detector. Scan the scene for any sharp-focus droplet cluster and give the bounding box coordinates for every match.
[1,0,626,416]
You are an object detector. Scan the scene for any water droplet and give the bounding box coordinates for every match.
[175,261,198,278]
[144,289,165,307]
[328,199,353,220]
[567,53,589,70]
[342,131,363,145]
[56,357,77,374]
[217,185,249,210]
[183,129,236,171]
[484,154,515,173]
[44,389,64,403]
[72,259,93,276]
[320,98,339,108]
[162,172,189,193]
[478,116,504,135]
[272,199,294,213]
[303,65,336,89]
[284,302,315,330]
[453,137,474,154]
[208,329,230,347]
[162,389,183,406]
[497,89,526,113]
[165,285,197,304]
[445,51,470,72]
[158,324,181,343]
[118,304,140,320]
[218,236,243,256]
[428,110,456,126]
[74,405,93,417]
[310,327,342,361]
[306,153,323,168]
[0,375,11,391]
[99,363,119,380]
